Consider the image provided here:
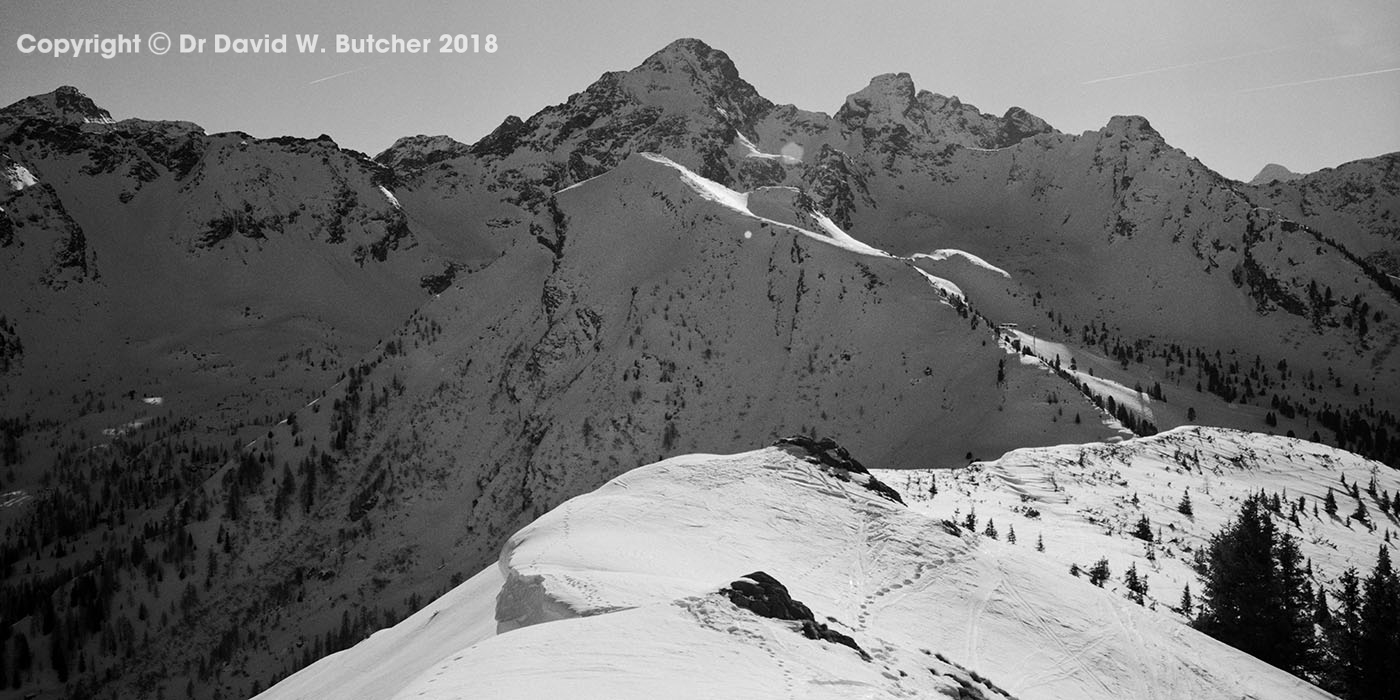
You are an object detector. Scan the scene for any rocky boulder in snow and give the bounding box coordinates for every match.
[775,435,905,504]
[721,571,869,660]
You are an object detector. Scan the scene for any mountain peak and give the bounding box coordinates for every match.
[1,85,115,125]
[838,73,919,124]
[636,38,750,87]
[1102,114,1162,142]
[837,74,1055,149]
[1248,163,1303,186]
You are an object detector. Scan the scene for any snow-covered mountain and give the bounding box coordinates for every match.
[257,434,1337,700]
[2,37,1398,700]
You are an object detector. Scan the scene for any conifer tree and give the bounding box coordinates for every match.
[1325,488,1339,516]
[983,518,998,540]
[1088,558,1111,587]
[1035,533,1044,552]
[1357,547,1400,698]
[1195,494,1292,667]
[1006,525,1017,544]
[1275,533,1316,673]
[1178,490,1194,517]
[1132,514,1153,541]
[1179,583,1193,616]
[1124,563,1148,605]
[1352,497,1369,525]
[1321,569,1364,695]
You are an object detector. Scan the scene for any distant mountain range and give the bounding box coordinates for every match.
[1,38,1397,700]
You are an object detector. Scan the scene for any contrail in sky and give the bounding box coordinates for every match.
[309,65,375,85]
[1083,46,1293,85]
[1240,66,1400,93]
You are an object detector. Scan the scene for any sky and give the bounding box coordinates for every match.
[1,0,1397,181]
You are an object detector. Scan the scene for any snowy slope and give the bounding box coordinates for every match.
[877,427,1400,626]
[260,442,1332,700]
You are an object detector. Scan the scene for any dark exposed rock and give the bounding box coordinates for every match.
[995,106,1054,147]
[721,571,869,660]
[775,435,905,505]
[419,263,460,294]
[801,145,869,230]
[470,117,527,158]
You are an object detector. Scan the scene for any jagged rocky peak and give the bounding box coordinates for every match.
[622,37,773,121]
[375,133,471,169]
[1,85,115,125]
[639,38,743,83]
[836,72,920,126]
[999,105,1054,142]
[836,73,1054,149]
[1102,114,1164,142]
[1248,163,1303,186]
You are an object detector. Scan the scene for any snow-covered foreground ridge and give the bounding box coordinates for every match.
[260,435,1334,700]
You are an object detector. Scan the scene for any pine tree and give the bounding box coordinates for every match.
[963,508,977,532]
[1274,533,1316,673]
[1353,497,1369,525]
[1035,533,1044,552]
[1006,525,1017,544]
[50,626,68,682]
[1315,585,1332,630]
[1322,568,1364,695]
[1325,488,1338,516]
[1132,514,1154,541]
[12,633,28,688]
[1357,547,1400,698]
[1195,494,1283,665]
[1088,558,1111,587]
[1124,563,1148,605]
[1180,583,1193,616]
[1178,490,1194,517]
[983,518,998,540]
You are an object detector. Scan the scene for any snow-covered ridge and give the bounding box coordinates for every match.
[912,249,1011,278]
[636,152,891,258]
[260,438,1334,700]
[880,426,1400,626]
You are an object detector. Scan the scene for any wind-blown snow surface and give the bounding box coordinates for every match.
[260,443,1330,700]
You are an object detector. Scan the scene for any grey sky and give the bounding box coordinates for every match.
[2,0,1397,181]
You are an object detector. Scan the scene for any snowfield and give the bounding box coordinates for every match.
[260,436,1337,700]
[640,153,892,258]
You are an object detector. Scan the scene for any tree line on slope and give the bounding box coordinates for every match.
[1191,492,1399,699]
